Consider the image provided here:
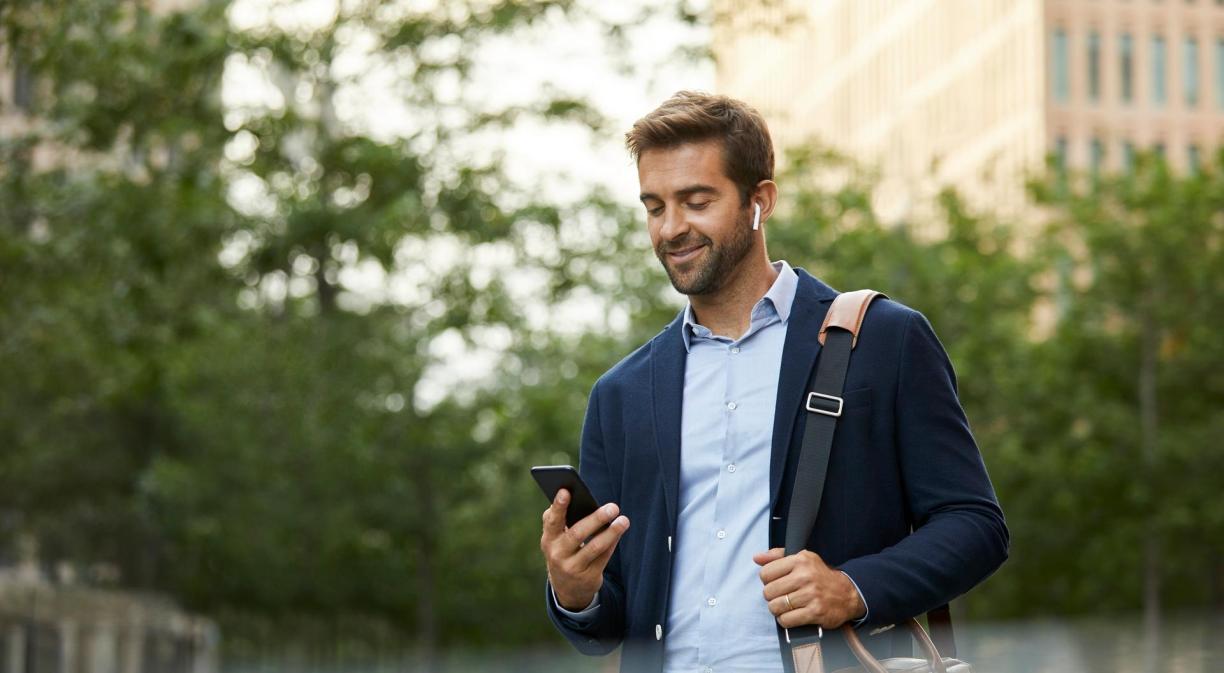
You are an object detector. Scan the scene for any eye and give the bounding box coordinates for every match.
[687,201,710,210]
[647,205,664,216]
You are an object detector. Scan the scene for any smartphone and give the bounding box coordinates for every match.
[531,465,603,528]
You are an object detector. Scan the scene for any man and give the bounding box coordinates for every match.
[539,91,1008,673]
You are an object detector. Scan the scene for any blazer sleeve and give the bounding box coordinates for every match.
[544,380,628,655]
[838,309,1010,628]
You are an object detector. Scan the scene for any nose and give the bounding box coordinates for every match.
[658,204,690,243]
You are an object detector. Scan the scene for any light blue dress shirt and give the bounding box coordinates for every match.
[660,258,797,673]
[552,260,866,673]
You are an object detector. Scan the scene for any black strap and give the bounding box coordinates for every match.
[782,327,853,646]
[782,316,958,657]
[784,327,852,557]
[927,603,956,658]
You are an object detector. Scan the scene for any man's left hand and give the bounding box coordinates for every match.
[753,548,866,629]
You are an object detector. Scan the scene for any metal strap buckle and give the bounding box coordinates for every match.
[805,392,843,417]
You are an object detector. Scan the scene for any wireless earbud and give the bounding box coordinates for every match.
[752,202,761,230]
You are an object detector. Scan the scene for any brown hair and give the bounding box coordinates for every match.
[625,90,775,205]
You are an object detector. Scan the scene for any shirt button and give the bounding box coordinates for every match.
[726,402,737,410]
[716,529,727,539]
[704,668,713,673]
[707,597,717,607]
[655,624,662,640]
[731,347,740,354]
[727,464,737,473]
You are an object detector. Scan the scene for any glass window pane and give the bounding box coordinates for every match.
[1216,38,1224,108]
[1053,29,1070,102]
[1152,35,1167,105]
[1089,32,1102,101]
[1184,37,1200,106]
[1121,33,1135,103]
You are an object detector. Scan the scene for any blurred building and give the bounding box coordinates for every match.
[713,0,1224,220]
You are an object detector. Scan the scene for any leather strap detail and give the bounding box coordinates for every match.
[841,619,948,673]
[818,290,887,348]
[790,641,825,673]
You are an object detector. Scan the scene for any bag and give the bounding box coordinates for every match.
[784,290,972,673]
[829,619,971,673]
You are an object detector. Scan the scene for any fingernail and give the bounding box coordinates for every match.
[558,490,569,504]
[615,515,629,528]
[602,503,617,516]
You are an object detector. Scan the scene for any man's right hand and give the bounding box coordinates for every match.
[540,488,630,612]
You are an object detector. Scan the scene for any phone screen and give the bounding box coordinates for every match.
[531,465,603,528]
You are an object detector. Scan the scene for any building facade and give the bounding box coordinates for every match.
[712,0,1224,219]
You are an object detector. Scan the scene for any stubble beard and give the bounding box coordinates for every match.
[655,207,755,296]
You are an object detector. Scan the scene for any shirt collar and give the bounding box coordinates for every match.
[681,259,799,352]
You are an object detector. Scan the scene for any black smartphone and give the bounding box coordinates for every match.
[531,465,603,528]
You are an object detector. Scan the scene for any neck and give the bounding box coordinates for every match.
[689,252,779,340]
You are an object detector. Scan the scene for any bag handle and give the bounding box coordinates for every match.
[840,618,948,673]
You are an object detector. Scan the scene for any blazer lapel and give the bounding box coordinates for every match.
[651,310,688,533]
[769,269,838,512]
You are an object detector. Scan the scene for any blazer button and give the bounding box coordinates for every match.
[655,624,663,640]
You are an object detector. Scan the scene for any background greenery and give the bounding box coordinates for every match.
[2,0,1222,668]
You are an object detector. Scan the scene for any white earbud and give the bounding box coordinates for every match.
[752,202,761,230]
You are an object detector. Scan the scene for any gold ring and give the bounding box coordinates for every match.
[784,593,794,610]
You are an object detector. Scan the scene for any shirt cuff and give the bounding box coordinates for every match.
[550,582,601,621]
[840,570,869,627]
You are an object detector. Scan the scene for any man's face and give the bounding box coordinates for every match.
[637,140,754,296]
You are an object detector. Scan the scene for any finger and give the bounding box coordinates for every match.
[761,573,807,602]
[577,515,630,567]
[567,502,621,543]
[766,593,799,618]
[758,554,796,584]
[753,548,785,566]
[777,606,820,629]
[541,488,571,540]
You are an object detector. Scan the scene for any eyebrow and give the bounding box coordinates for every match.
[639,184,720,203]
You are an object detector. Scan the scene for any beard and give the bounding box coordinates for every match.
[655,207,755,296]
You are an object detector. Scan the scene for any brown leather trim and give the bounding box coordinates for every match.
[840,619,948,673]
[840,625,888,673]
[818,290,887,349]
[790,641,825,673]
[905,619,948,673]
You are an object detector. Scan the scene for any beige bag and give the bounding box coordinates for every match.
[827,619,972,673]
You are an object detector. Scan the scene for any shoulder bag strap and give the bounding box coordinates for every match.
[784,290,959,668]
[784,289,887,671]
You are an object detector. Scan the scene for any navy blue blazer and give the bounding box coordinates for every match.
[545,268,1008,673]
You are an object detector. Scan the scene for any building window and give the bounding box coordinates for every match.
[1089,31,1102,102]
[1121,33,1135,103]
[1154,142,1167,162]
[1123,141,1136,172]
[1152,35,1167,106]
[1055,136,1069,171]
[1091,138,1106,174]
[1053,29,1070,103]
[1184,37,1200,106]
[1216,38,1224,108]
[1188,144,1201,174]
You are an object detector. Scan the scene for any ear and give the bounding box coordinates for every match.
[749,180,779,229]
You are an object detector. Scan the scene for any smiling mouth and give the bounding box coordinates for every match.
[666,245,706,264]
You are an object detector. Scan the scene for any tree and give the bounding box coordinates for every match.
[1027,150,1224,667]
